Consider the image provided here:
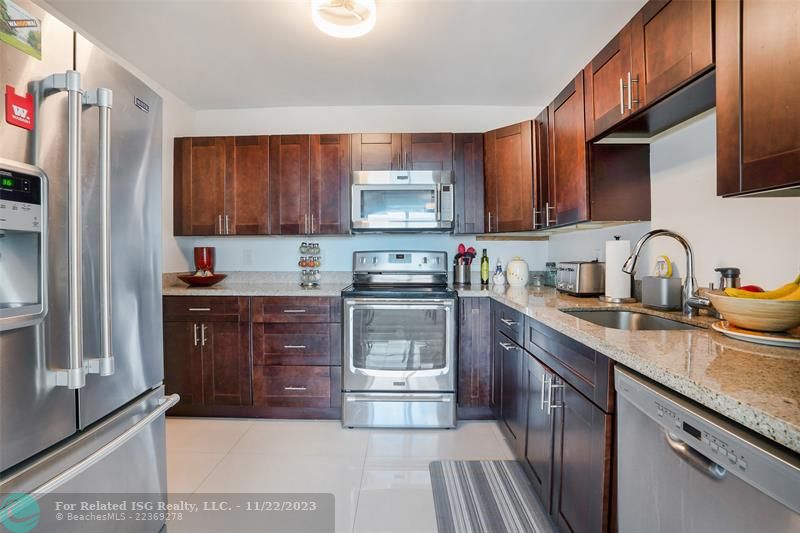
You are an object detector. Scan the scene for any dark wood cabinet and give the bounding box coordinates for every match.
[631,0,713,109]
[163,296,252,415]
[229,136,269,235]
[310,134,350,234]
[499,333,526,457]
[584,23,634,140]
[453,133,485,234]
[717,0,800,196]
[549,73,589,227]
[457,297,492,418]
[351,133,453,171]
[524,355,555,513]
[173,137,228,236]
[351,133,402,170]
[174,136,269,236]
[269,135,310,235]
[552,379,613,533]
[484,121,534,232]
[270,134,350,235]
[401,133,453,170]
[533,109,552,229]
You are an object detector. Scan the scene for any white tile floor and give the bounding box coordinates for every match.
[167,418,515,533]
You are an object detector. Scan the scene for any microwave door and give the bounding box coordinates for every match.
[352,185,438,230]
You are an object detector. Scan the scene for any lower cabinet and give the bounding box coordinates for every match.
[457,297,493,418]
[163,296,252,415]
[163,295,341,419]
[551,380,613,533]
[524,355,555,512]
[491,299,615,533]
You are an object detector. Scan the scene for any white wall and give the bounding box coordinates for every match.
[547,112,800,289]
[174,234,547,274]
[192,105,541,136]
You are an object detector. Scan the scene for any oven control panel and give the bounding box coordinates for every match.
[353,251,447,273]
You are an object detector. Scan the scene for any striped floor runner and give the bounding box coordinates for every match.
[429,460,556,533]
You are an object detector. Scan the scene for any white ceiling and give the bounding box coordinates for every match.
[48,0,647,110]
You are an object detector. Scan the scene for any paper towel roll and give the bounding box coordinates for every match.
[605,239,631,299]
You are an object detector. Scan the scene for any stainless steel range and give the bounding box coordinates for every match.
[342,251,457,428]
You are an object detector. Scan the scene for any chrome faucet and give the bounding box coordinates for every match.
[622,229,708,318]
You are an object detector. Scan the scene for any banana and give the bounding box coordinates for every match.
[777,285,800,301]
[725,281,798,299]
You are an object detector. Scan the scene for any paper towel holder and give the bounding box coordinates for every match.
[600,235,637,304]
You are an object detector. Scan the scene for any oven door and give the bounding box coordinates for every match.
[343,298,456,391]
[351,184,453,231]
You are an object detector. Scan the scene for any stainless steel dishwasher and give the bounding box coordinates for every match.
[616,367,800,532]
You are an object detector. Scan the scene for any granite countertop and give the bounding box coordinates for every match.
[162,273,800,453]
[162,272,351,297]
[458,284,800,454]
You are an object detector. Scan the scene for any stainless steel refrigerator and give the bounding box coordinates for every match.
[0,0,175,529]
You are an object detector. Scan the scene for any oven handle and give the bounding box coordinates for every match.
[345,393,453,403]
[344,298,455,306]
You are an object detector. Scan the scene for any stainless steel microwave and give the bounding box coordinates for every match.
[351,170,454,232]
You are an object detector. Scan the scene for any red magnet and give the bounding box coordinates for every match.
[5,85,34,131]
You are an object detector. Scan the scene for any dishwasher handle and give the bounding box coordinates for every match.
[665,431,727,481]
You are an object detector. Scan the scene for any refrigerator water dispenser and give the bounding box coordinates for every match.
[0,160,47,330]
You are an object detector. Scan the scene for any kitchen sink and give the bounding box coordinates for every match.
[561,310,699,331]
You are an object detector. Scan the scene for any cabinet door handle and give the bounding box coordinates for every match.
[201,323,207,346]
[282,309,307,314]
[540,373,548,411]
[498,341,517,351]
[193,323,199,347]
[627,71,639,110]
[500,318,518,327]
[283,345,307,349]
[225,214,230,234]
[218,214,223,234]
[311,213,315,234]
[619,77,625,115]
[188,307,211,312]
[487,211,492,233]
[548,379,564,414]
[284,386,307,391]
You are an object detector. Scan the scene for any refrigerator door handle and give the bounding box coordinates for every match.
[42,70,87,389]
[83,87,115,377]
[0,394,179,515]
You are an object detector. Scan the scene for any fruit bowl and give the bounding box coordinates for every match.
[177,272,227,287]
[707,291,800,332]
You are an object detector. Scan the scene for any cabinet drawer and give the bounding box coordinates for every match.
[252,297,341,323]
[494,302,524,346]
[253,365,332,408]
[525,316,613,412]
[163,296,246,321]
[253,323,341,366]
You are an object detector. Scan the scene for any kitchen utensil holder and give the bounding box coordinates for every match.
[454,263,471,285]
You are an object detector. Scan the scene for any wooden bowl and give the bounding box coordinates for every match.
[177,273,227,287]
[707,291,800,332]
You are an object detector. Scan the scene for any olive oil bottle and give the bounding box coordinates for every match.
[480,249,490,285]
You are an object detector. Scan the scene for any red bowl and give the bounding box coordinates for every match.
[177,273,227,287]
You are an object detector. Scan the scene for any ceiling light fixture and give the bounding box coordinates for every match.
[311,0,377,39]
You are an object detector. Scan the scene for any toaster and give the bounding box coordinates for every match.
[556,261,605,296]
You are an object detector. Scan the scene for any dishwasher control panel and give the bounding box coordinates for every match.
[616,368,800,515]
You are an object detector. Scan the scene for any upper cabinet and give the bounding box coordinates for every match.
[174,136,269,236]
[229,136,270,235]
[630,0,713,107]
[350,133,453,171]
[532,109,552,230]
[269,135,311,235]
[270,134,350,235]
[453,133,485,234]
[583,23,635,140]
[401,133,454,171]
[484,121,534,233]
[717,0,800,196]
[310,134,351,234]
[584,0,713,141]
[549,73,589,227]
